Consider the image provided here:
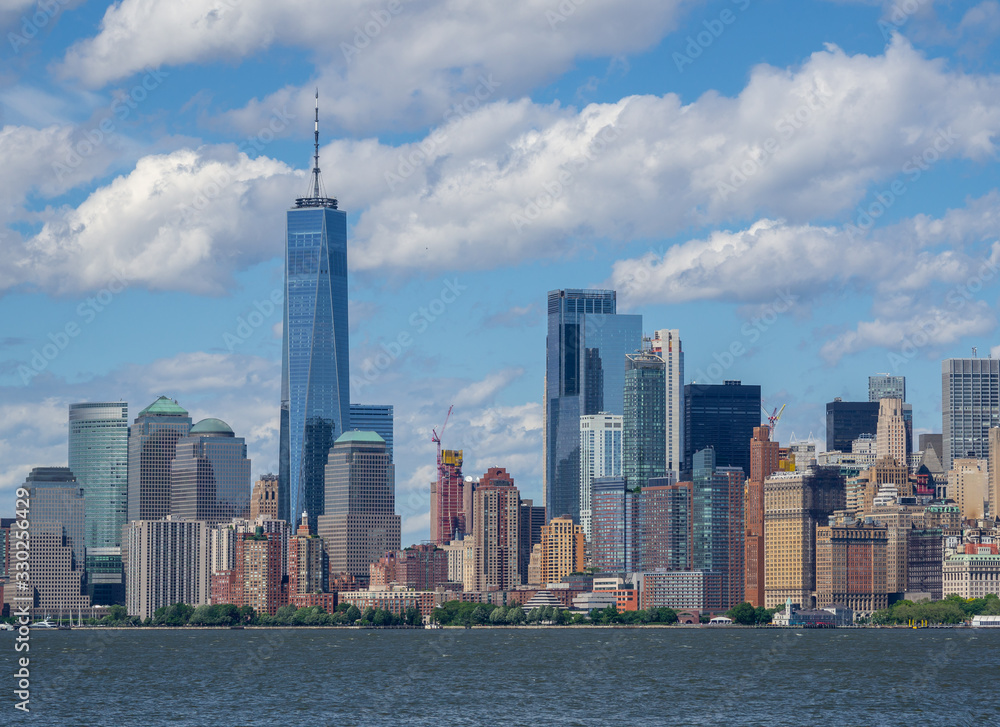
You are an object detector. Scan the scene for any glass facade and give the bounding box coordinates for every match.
[349,404,394,461]
[623,350,667,489]
[683,380,759,479]
[691,448,745,609]
[280,205,351,533]
[869,374,905,402]
[545,289,641,524]
[170,419,252,524]
[942,358,1000,472]
[69,402,128,549]
[825,400,880,453]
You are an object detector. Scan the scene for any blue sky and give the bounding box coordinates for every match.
[2,0,999,544]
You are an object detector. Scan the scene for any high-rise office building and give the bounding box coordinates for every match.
[544,289,642,524]
[691,448,745,610]
[68,402,128,548]
[24,467,90,614]
[763,466,845,609]
[125,519,211,620]
[170,418,252,525]
[990,428,1000,519]
[250,474,280,520]
[540,516,585,586]
[641,477,691,572]
[68,402,129,605]
[942,358,1000,472]
[624,347,667,489]
[948,458,989,520]
[875,398,907,467]
[869,374,905,402]
[650,329,684,479]
[745,425,781,607]
[127,397,192,523]
[280,95,351,531]
[579,414,622,540]
[825,399,880,453]
[430,449,465,546]
[317,431,400,586]
[683,380,759,478]
[469,468,521,591]
[816,515,888,615]
[349,404,393,461]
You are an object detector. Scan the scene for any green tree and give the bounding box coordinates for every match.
[489,606,507,624]
[726,602,757,625]
[345,605,362,623]
[152,603,194,626]
[237,605,256,624]
[471,606,488,625]
[505,605,526,625]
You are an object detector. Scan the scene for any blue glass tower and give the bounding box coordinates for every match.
[280,93,351,533]
[544,289,641,525]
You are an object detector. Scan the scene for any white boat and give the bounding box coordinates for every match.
[971,615,1000,628]
[31,618,56,629]
[0,623,14,631]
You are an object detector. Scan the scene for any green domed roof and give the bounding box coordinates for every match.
[139,396,188,417]
[335,430,385,445]
[190,418,235,436]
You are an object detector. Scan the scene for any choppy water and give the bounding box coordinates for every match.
[2,627,996,726]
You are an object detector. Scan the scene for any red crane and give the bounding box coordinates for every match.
[762,403,786,434]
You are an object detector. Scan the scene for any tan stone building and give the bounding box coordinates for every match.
[816,517,888,616]
[250,474,280,520]
[540,516,585,586]
[948,458,989,520]
[875,398,907,468]
[468,468,521,592]
[989,428,1000,519]
[763,466,844,609]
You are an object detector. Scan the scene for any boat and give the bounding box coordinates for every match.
[31,618,56,629]
[0,623,14,631]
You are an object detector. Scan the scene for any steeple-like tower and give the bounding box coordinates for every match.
[280,92,351,531]
[295,90,338,209]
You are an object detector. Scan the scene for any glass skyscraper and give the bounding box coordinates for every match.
[942,358,1000,472]
[170,418,252,524]
[127,397,192,522]
[350,404,393,461]
[280,98,351,533]
[683,380,760,479]
[623,347,667,490]
[69,402,128,549]
[544,289,641,524]
[69,402,129,605]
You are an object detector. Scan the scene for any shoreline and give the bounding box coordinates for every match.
[18,623,974,631]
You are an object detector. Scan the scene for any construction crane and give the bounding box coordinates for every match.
[762,403,786,434]
[431,404,454,488]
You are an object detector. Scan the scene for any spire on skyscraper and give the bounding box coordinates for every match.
[296,89,338,209]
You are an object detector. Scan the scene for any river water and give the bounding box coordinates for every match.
[2,627,996,726]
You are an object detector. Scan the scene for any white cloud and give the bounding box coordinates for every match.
[453,368,524,408]
[58,0,694,134]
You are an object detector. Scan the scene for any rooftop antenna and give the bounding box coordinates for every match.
[973,346,978,358]
[312,89,321,199]
[295,89,337,209]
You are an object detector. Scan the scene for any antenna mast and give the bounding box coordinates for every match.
[294,89,338,209]
[313,89,321,199]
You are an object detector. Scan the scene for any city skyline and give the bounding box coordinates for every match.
[3,2,1000,550]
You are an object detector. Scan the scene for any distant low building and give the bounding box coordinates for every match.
[639,569,723,611]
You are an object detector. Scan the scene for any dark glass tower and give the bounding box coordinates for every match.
[280,93,351,532]
[683,380,760,478]
[825,399,879,453]
[544,289,641,525]
[623,347,667,489]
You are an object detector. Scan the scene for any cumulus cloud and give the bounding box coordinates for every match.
[58,0,693,134]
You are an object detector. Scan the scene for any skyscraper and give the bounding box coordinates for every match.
[250,474,280,520]
[349,404,393,461]
[942,358,1000,472]
[825,399,879,453]
[691,448,745,610]
[869,374,905,402]
[430,449,465,546]
[127,397,192,523]
[875,398,907,467]
[579,413,622,540]
[24,467,90,614]
[624,347,667,489]
[540,516,585,586]
[745,425,781,607]
[641,477,692,572]
[317,431,400,586]
[544,289,642,524]
[591,477,639,572]
[683,380,760,478]
[125,519,211,620]
[170,418,252,524]
[69,402,128,605]
[280,93,351,532]
[651,329,684,479]
[469,467,521,591]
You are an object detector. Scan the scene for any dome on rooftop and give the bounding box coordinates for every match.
[190,418,235,436]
